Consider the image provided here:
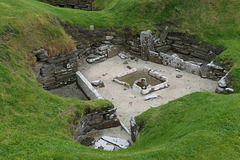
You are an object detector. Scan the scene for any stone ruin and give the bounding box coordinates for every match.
[32,23,235,151]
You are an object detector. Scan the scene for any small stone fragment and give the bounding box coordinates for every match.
[106,36,114,41]
[118,52,128,59]
[176,74,183,78]
[127,65,132,69]
[123,61,128,64]
[218,77,227,88]
[102,73,107,76]
[130,56,135,60]
[176,68,181,72]
[91,80,105,88]
[225,88,234,93]
[144,94,160,101]
[150,105,157,108]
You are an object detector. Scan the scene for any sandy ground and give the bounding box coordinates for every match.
[79,56,217,131]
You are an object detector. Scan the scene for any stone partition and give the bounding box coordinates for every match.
[130,117,139,143]
[76,71,103,100]
[140,30,153,61]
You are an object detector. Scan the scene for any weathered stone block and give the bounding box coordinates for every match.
[172,47,189,55]
[172,43,184,49]
[40,64,55,77]
[94,118,120,130]
[167,36,181,41]
[33,48,48,61]
[131,46,140,52]
[156,45,171,53]
[140,30,153,61]
[191,45,208,53]
[166,40,173,45]
[160,26,169,42]
[55,72,75,81]
[130,117,139,143]
[190,50,208,60]
[206,51,217,62]
[148,51,162,64]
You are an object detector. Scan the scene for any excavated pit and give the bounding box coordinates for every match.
[33,27,230,151]
[49,82,89,100]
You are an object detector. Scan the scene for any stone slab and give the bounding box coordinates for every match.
[102,136,130,149]
[76,71,103,100]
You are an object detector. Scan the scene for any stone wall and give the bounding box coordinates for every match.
[128,31,224,62]
[74,107,120,144]
[62,23,128,58]
[128,30,226,81]
[34,23,228,91]
[154,31,224,63]
[41,0,95,11]
[33,48,80,90]
[34,24,130,90]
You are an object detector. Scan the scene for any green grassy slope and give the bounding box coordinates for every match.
[0,0,240,159]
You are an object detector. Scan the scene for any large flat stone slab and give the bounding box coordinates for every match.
[76,71,103,100]
[102,136,130,149]
[94,139,115,151]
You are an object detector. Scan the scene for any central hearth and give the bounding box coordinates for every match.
[113,67,169,95]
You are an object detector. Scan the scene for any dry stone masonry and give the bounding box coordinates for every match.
[42,0,95,11]
[33,48,79,90]
[74,107,120,145]
[34,24,230,95]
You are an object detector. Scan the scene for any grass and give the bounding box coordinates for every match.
[0,0,240,159]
